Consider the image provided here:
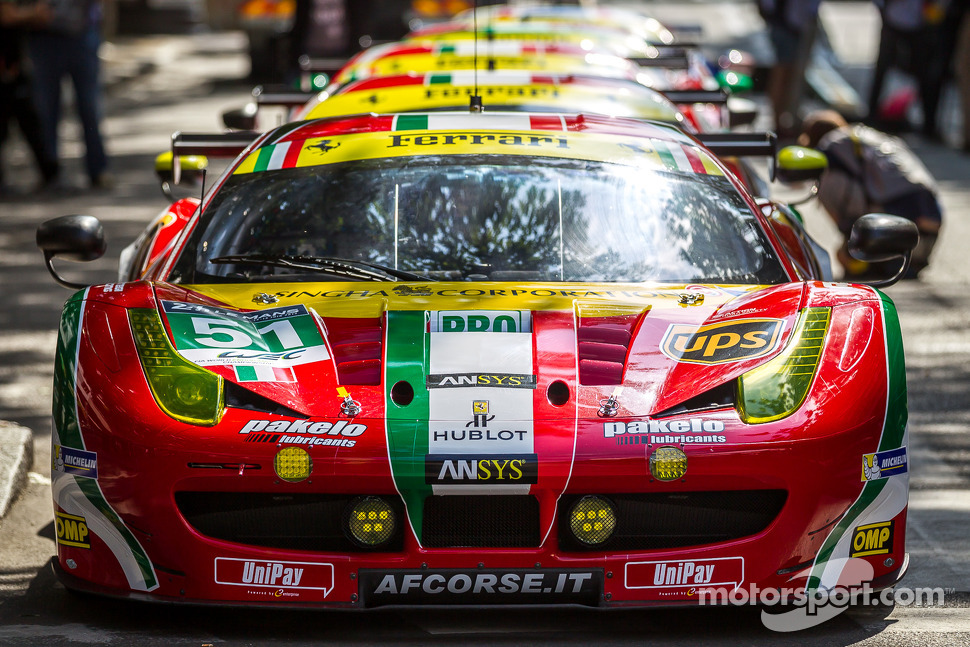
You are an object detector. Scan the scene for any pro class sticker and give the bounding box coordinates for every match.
[660,319,783,365]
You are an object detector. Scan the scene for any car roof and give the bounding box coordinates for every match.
[300,72,687,126]
[232,111,724,178]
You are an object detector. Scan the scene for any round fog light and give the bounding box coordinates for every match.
[650,446,687,481]
[346,496,396,547]
[274,447,312,483]
[569,495,616,546]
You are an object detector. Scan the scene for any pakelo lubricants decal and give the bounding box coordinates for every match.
[425,311,536,495]
[161,302,329,378]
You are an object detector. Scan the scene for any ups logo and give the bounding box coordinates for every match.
[661,319,784,365]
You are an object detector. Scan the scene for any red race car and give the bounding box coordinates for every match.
[38,111,915,608]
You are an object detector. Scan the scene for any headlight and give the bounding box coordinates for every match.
[345,496,397,548]
[650,446,688,481]
[737,307,830,424]
[568,495,616,546]
[129,309,224,425]
[274,447,312,483]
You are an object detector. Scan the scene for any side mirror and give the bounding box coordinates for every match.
[726,96,758,128]
[222,103,259,131]
[775,146,828,184]
[155,152,208,200]
[36,215,106,289]
[847,213,920,287]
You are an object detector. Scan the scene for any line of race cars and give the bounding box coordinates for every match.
[37,3,918,610]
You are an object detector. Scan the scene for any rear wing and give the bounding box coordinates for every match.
[171,131,260,184]
[252,85,317,109]
[662,89,729,105]
[695,131,778,180]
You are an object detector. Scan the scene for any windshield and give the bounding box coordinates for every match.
[168,155,788,284]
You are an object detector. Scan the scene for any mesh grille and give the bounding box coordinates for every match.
[559,490,787,551]
[175,492,404,552]
[423,495,540,548]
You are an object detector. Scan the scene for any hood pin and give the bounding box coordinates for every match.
[252,292,279,304]
[338,387,362,417]
[598,387,623,418]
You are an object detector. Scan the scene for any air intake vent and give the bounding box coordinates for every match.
[559,490,787,551]
[577,313,643,385]
[423,495,540,548]
[323,317,383,385]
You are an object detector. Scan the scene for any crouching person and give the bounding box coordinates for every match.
[798,110,942,279]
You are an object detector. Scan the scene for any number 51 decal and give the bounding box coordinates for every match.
[161,301,331,367]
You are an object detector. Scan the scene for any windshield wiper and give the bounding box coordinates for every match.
[209,254,436,282]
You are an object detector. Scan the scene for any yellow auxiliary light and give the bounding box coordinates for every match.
[650,446,688,481]
[346,496,396,547]
[274,447,312,483]
[569,495,616,546]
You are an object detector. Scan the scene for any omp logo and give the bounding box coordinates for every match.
[425,454,538,484]
[433,310,531,333]
[850,521,894,557]
[426,373,537,389]
[55,511,90,548]
[215,558,334,595]
[660,319,783,365]
[862,447,908,481]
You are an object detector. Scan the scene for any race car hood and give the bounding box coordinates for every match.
[148,281,814,419]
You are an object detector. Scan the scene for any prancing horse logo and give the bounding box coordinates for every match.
[310,140,340,154]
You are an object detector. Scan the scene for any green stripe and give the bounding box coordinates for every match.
[384,310,431,543]
[427,74,452,85]
[53,290,86,449]
[438,45,456,54]
[807,293,906,589]
[236,366,258,381]
[656,142,678,171]
[253,145,275,172]
[395,114,429,131]
[877,291,907,451]
[53,291,158,590]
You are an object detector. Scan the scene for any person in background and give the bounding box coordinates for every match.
[0,0,58,194]
[940,0,970,151]
[798,110,942,279]
[27,0,110,190]
[866,0,947,139]
[757,0,822,140]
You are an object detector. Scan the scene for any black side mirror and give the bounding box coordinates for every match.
[847,213,920,287]
[36,215,106,289]
[222,103,258,131]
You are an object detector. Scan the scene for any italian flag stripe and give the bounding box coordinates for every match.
[234,365,295,382]
[267,142,291,170]
[283,140,303,169]
[427,73,451,85]
[655,141,678,171]
[253,145,275,173]
[394,114,428,131]
[384,310,432,544]
[529,114,566,131]
[681,145,707,174]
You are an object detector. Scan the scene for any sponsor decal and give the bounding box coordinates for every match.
[625,557,744,599]
[55,511,90,548]
[162,301,330,368]
[862,447,908,481]
[431,310,531,333]
[426,373,537,389]
[660,319,784,365]
[271,288,717,300]
[360,569,601,606]
[214,558,334,596]
[603,419,726,444]
[52,444,98,479]
[425,454,538,484]
[850,521,894,557]
[240,419,365,448]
